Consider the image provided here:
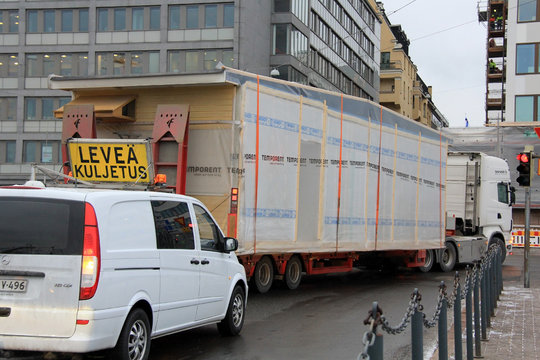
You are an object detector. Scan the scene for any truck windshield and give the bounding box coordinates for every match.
[0,197,84,255]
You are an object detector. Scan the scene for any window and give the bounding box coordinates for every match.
[23,141,61,164]
[0,10,19,33]
[96,51,159,76]
[97,8,108,31]
[26,53,88,77]
[114,8,126,30]
[0,141,16,163]
[0,198,85,255]
[151,201,195,250]
[169,3,232,29]
[518,0,538,22]
[0,97,16,121]
[25,97,70,121]
[79,9,89,32]
[168,49,233,73]
[223,4,234,27]
[273,24,288,55]
[27,10,38,32]
[61,10,73,32]
[205,5,217,28]
[194,204,221,252]
[516,43,539,74]
[0,54,19,77]
[169,6,180,29]
[515,95,539,122]
[132,8,144,30]
[98,7,161,31]
[27,9,88,33]
[150,7,160,30]
[186,6,199,29]
[497,183,509,204]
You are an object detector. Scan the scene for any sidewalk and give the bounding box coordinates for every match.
[481,280,540,359]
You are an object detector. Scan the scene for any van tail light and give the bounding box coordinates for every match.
[80,203,101,300]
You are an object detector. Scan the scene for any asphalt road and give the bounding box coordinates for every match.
[3,248,538,360]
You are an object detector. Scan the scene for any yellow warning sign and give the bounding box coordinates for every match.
[68,142,151,183]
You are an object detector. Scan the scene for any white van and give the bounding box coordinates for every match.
[0,185,247,360]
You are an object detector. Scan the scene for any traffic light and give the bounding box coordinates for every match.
[516,152,531,187]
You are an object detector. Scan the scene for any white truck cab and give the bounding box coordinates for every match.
[446,152,513,262]
[0,185,247,360]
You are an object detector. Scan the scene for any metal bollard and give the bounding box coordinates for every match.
[455,276,463,360]
[367,333,383,360]
[490,254,496,314]
[474,270,481,357]
[412,306,423,360]
[481,264,488,338]
[438,296,448,360]
[466,270,473,360]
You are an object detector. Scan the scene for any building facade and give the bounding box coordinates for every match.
[506,0,540,124]
[376,2,448,129]
[0,0,381,184]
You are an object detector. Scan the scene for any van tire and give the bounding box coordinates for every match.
[284,256,302,290]
[253,256,274,293]
[217,285,245,336]
[111,308,151,360]
[439,243,457,272]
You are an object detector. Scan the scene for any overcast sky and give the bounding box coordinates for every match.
[380,0,487,128]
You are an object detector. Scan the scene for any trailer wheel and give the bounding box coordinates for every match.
[284,256,302,290]
[419,249,434,273]
[440,243,457,272]
[253,256,274,293]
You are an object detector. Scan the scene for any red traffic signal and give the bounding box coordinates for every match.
[516,152,531,187]
[517,153,530,163]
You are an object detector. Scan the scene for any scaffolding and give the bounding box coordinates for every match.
[478,0,507,126]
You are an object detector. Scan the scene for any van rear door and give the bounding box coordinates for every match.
[0,195,85,337]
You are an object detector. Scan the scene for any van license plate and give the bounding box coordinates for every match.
[0,279,27,293]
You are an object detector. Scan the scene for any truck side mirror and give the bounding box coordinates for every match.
[510,186,516,205]
[223,237,238,253]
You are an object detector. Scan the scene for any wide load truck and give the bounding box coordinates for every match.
[50,68,455,293]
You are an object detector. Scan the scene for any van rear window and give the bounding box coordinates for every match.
[0,197,84,255]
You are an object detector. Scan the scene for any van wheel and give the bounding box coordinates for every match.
[419,249,434,272]
[111,308,151,360]
[217,285,245,336]
[253,256,274,293]
[439,243,457,272]
[284,256,302,290]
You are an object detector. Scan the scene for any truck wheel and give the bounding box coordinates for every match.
[111,308,151,360]
[440,243,457,272]
[494,237,507,263]
[419,249,434,272]
[253,256,274,293]
[284,256,302,290]
[217,285,245,336]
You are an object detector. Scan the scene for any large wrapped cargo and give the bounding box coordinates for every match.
[189,70,449,255]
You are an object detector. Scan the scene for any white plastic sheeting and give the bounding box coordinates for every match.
[229,73,448,255]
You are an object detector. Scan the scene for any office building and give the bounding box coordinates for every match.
[0,0,381,184]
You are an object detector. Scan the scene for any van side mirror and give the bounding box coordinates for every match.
[223,237,238,253]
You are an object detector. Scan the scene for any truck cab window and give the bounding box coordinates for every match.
[193,204,221,251]
[151,201,194,250]
[497,182,509,204]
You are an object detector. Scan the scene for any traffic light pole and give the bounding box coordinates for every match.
[524,186,530,289]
